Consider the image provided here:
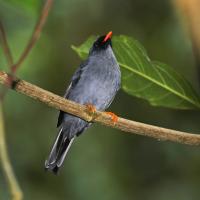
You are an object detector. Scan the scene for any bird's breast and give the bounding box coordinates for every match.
[68,53,121,110]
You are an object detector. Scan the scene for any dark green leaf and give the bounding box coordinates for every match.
[72,35,200,110]
[71,36,96,59]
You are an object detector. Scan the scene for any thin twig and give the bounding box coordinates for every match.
[0,20,14,100]
[0,0,53,101]
[0,20,22,200]
[0,70,200,146]
[0,21,13,66]
[0,103,23,200]
[0,1,53,199]
[11,0,53,73]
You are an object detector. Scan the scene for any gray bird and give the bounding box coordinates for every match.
[45,31,121,173]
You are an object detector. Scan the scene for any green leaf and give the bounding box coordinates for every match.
[71,36,96,59]
[71,35,200,110]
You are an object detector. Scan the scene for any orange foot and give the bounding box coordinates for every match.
[105,112,118,124]
[85,103,96,114]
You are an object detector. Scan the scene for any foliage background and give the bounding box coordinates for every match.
[1,0,200,199]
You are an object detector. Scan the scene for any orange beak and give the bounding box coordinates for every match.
[103,31,113,43]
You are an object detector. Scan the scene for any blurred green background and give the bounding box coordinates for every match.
[1,0,200,199]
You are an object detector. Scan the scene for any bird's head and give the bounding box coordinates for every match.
[90,31,113,53]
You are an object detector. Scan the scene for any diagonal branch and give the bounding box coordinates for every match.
[0,21,13,66]
[12,0,53,73]
[0,70,200,146]
[0,21,14,100]
[0,0,54,100]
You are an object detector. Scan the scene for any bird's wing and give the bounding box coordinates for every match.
[57,61,88,127]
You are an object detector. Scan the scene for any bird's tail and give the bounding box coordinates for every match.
[45,128,74,174]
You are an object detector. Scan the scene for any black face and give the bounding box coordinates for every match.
[92,35,112,50]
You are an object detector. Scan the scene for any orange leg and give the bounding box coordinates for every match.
[105,112,118,124]
[85,103,96,114]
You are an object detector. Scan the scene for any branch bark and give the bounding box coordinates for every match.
[0,70,200,146]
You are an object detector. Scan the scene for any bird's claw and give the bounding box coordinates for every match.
[85,103,96,114]
[85,103,97,121]
[85,105,118,124]
[105,112,118,124]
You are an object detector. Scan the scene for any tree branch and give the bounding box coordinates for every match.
[0,1,53,199]
[0,70,200,146]
[0,20,14,100]
[0,21,13,66]
[0,103,23,200]
[0,0,53,100]
[12,0,53,73]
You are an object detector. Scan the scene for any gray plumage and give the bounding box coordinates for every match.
[45,33,121,173]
